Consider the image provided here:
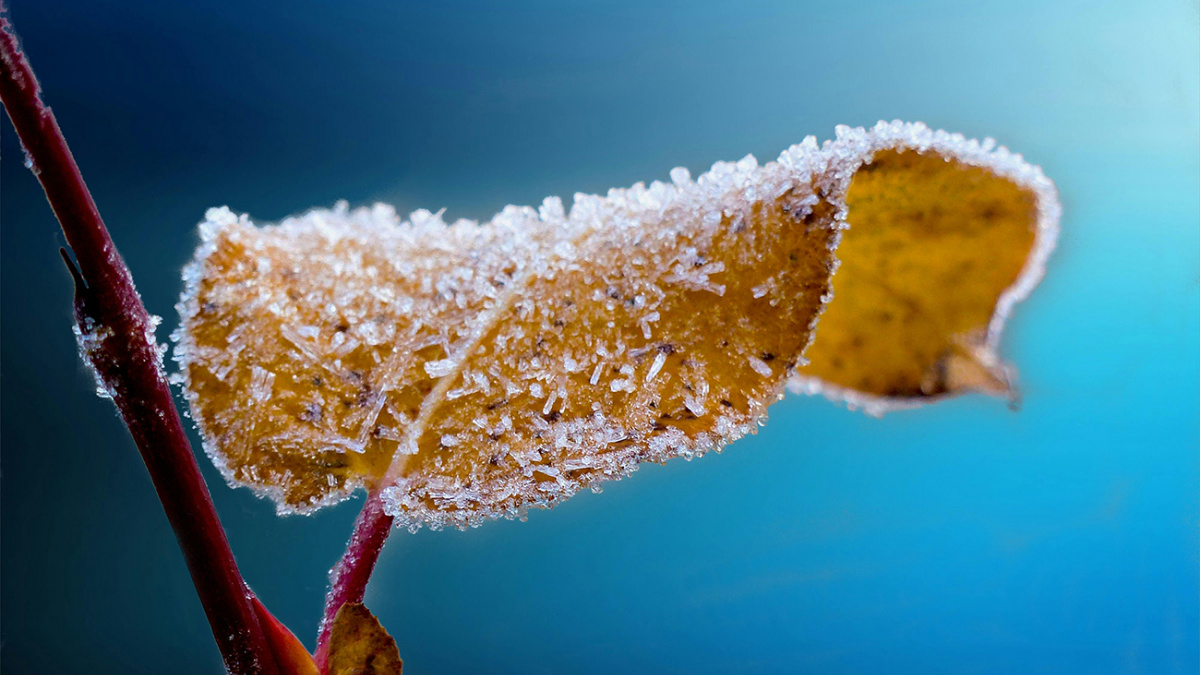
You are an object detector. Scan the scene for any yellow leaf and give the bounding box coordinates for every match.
[174,142,839,525]
[791,124,1060,414]
[173,121,1058,528]
[325,603,402,675]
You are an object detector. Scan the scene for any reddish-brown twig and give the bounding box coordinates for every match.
[314,490,394,670]
[0,9,279,674]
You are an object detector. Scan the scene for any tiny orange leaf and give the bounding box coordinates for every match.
[250,596,320,675]
[325,603,402,675]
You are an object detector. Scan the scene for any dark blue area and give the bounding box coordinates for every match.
[2,0,1197,672]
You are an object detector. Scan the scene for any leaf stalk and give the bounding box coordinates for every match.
[0,9,280,674]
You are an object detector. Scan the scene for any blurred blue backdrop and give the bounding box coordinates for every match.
[2,1,1197,673]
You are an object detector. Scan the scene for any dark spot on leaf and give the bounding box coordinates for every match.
[300,402,324,423]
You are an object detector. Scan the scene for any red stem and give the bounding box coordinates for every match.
[314,490,394,670]
[0,11,279,675]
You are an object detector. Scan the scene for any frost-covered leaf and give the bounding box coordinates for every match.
[173,121,1059,528]
[175,140,840,526]
[790,123,1060,414]
[325,603,402,675]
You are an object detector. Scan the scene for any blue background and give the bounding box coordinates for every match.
[2,1,1197,673]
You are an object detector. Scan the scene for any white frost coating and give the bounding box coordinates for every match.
[73,316,116,399]
[172,120,1057,526]
[785,120,1061,417]
[145,314,168,370]
[74,311,167,399]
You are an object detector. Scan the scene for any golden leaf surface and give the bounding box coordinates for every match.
[791,124,1060,413]
[173,121,1059,527]
[326,603,402,675]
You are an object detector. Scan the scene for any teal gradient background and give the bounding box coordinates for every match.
[2,1,1197,672]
